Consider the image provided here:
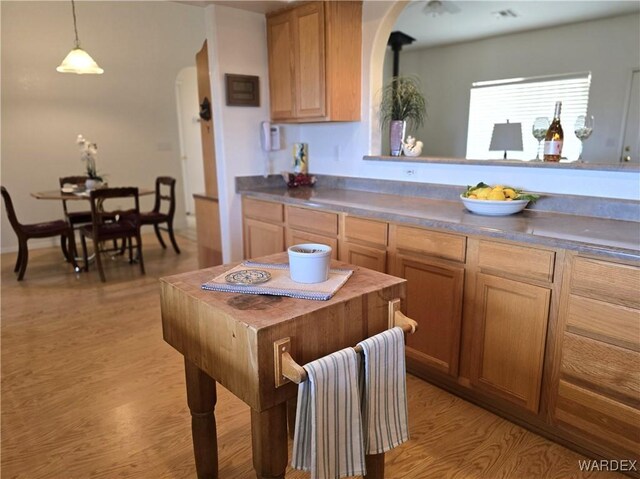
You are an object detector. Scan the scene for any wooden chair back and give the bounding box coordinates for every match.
[152,176,177,219]
[1,186,23,233]
[88,187,140,229]
[59,175,90,218]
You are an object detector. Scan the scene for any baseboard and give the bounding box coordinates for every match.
[1,237,58,254]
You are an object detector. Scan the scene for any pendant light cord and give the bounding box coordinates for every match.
[71,0,80,48]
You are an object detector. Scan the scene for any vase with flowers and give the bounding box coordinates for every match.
[76,134,103,190]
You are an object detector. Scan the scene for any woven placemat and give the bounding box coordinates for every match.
[201,261,353,301]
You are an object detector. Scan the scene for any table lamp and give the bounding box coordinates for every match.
[489,120,523,159]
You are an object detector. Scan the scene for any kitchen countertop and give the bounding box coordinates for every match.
[237,183,640,262]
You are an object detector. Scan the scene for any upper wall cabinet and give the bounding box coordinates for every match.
[266,1,362,123]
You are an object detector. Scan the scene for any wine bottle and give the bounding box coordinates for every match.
[543,101,563,162]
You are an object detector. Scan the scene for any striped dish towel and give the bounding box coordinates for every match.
[357,327,410,454]
[292,347,366,479]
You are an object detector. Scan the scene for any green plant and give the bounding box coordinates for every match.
[379,76,426,132]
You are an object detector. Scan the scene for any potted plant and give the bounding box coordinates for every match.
[379,76,426,156]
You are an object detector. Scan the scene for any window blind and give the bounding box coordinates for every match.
[465,72,591,161]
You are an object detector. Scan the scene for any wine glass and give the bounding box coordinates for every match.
[574,115,594,162]
[531,117,550,161]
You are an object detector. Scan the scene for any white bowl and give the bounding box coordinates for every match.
[287,243,332,283]
[460,195,529,216]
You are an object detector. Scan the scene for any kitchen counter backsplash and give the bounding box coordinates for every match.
[236,175,639,222]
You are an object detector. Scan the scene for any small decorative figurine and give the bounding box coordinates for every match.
[402,136,423,157]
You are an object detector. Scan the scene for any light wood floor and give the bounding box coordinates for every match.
[1,234,623,479]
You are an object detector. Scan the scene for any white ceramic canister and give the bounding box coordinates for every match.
[287,243,332,284]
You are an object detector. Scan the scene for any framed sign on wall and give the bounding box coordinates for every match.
[225,74,260,107]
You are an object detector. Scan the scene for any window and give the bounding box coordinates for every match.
[465,72,591,161]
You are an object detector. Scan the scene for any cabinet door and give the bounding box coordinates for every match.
[267,9,295,120]
[292,2,325,118]
[340,242,386,273]
[470,273,551,412]
[243,218,284,259]
[395,254,464,377]
[286,228,338,260]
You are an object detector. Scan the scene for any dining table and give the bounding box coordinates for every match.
[30,187,154,265]
[31,187,154,201]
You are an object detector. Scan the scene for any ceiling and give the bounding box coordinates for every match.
[177,0,290,14]
[179,0,639,48]
[395,0,640,49]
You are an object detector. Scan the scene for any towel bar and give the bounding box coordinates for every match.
[273,299,418,386]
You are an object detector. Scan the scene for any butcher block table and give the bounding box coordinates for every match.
[160,253,406,479]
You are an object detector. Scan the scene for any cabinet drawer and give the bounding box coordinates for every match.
[243,218,284,259]
[395,225,465,262]
[340,242,386,273]
[555,380,640,458]
[243,198,284,223]
[286,206,338,236]
[286,229,338,259]
[478,241,555,283]
[561,332,640,405]
[570,257,640,309]
[343,216,387,248]
[566,294,640,351]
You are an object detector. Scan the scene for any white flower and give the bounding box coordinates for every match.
[77,134,101,180]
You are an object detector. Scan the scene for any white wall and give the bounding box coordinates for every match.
[391,14,640,162]
[204,5,299,262]
[288,3,640,200]
[1,1,205,252]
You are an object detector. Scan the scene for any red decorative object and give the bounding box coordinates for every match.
[283,172,316,188]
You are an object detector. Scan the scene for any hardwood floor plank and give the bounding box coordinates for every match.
[1,234,624,478]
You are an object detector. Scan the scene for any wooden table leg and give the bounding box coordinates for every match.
[365,453,385,478]
[251,403,288,479]
[286,398,297,440]
[185,358,218,479]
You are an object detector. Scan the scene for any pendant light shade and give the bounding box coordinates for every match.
[57,0,103,75]
[57,48,104,74]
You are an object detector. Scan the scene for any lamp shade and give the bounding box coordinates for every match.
[57,47,104,74]
[489,122,523,152]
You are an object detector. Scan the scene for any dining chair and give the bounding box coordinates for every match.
[58,175,93,258]
[58,175,92,223]
[1,186,79,281]
[79,187,145,282]
[139,176,180,254]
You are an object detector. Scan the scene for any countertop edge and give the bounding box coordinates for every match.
[239,187,640,262]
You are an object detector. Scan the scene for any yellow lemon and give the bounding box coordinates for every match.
[476,187,492,199]
[487,189,506,201]
[504,188,517,199]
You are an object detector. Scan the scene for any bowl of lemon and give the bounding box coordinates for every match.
[460,182,539,216]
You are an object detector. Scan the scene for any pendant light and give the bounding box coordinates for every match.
[56,0,103,74]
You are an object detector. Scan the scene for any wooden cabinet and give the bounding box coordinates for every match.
[266,1,362,122]
[339,216,387,273]
[468,240,554,413]
[552,254,640,462]
[194,194,222,268]
[285,205,339,259]
[390,225,465,377]
[469,274,551,412]
[242,198,285,259]
[240,194,640,468]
